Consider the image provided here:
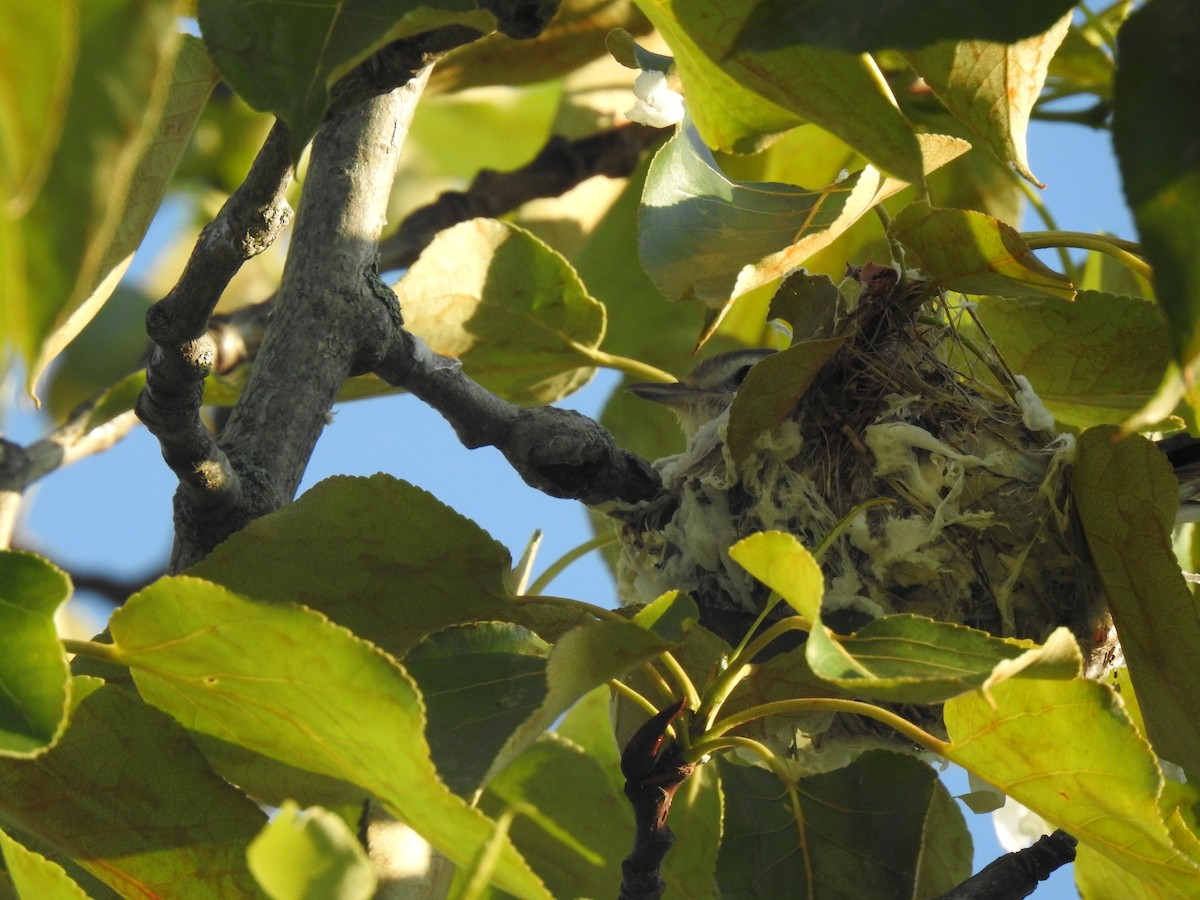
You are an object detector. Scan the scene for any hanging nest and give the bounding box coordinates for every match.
[615,264,1116,705]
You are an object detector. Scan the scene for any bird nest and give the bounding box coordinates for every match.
[616,266,1112,679]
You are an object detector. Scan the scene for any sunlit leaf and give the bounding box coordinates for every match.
[904,13,1071,186]
[397,218,606,405]
[716,751,969,897]
[0,829,90,900]
[890,201,1075,299]
[247,802,375,900]
[945,677,1200,895]
[731,0,1078,53]
[198,0,496,159]
[0,551,71,758]
[189,474,514,657]
[965,292,1170,429]
[640,124,968,307]
[0,676,267,897]
[1113,0,1200,374]
[109,579,550,899]
[1072,427,1200,779]
[729,530,823,620]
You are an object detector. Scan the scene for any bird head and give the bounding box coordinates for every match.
[627,348,776,438]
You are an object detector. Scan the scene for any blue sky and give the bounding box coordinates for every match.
[3,114,1134,898]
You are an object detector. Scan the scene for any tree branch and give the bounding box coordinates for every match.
[936,830,1077,900]
[378,122,667,272]
[375,331,661,507]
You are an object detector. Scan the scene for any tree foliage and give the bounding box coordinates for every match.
[3,1,1200,898]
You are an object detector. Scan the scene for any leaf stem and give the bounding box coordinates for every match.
[689,698,947,761]
[1016,183,1078,282]
[61,639,125,665]
[570,343,676,382]
[1021,231,1152,282]
[527,531,617,595]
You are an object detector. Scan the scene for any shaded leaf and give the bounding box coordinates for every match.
[1072,426,1200,779]
[889,200,1075,299]
[2,0,184,397]
[716,751,969,897]
[0,551,71,757]
[109,579,550,899]
[405,623,551,797]
[189,474,514,657]
[630,589,698,642]
[247,802,375,900]
[966,292,1170,429]
[904,13,1071,186]
[945,677,1200,895]
[0,829,90,900]
[732,0,1078,54]
[0,676,267,898]
[397,218,606,405]
[640,124,968,307]
[726,338,848,463]
[1113,0,1200,372]
[197,0,495,158]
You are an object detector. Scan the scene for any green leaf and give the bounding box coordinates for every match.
[1113,0,1200,372]
[731,0,1079,53]
[630,589,698,642]
[189,474,514,657]
[890,200,1075,299]
[405,623,551,797]
[197,0,495,159]
[0,551,71,757]
[632,1,924,181]
[2,0,185,397]
[397,219,606,405]
[478,734,628,897]
[945,677,1200,895]
[904,13,1071,186]
[728,530,823,620]
[1072,426,1200,779]
[726,338,848,463]
[0,1,76,210]
[965,292,1170,429]
[109,579,550,899]
[662,757,722,898]
[0,830,90,900]
[640,124,969,307]
[247,802,375,900]
[716,751,970,897]
[0,676,268,898]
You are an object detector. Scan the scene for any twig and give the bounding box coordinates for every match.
[934,830,1077,900]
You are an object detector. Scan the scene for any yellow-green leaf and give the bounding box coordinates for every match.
[247,802,375,900]
[729,530,823,620]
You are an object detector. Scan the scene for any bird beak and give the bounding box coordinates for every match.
[625,381,708,408]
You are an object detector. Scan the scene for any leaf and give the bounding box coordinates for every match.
[397,219,606,405]
[944,677,1200,895]
[0,676,268,898]
[639,124,969,307]
[890,200,1075,299]
[632,1,925,181]
[247,802,376,900]
[0,0,77,211]
[731,0,1079,53]
[197,0,496,159]
[966,292,1171,429]
[0,551,71,757]
[729,530,824,620]
[0,830,90,900]
[2,0,186,398]
[405,623,551,797]
[726,338,848,463]
[716,751,970,897]
[904,13,1071,186]
[1072,426,1200,779]
[1113,0,1200,372]
[478,734,629,898]
[108,579,550,899]
[189,474,515,657]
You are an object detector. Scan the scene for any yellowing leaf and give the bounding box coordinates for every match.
[729,531,823,619]
[890,200,1075,299]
